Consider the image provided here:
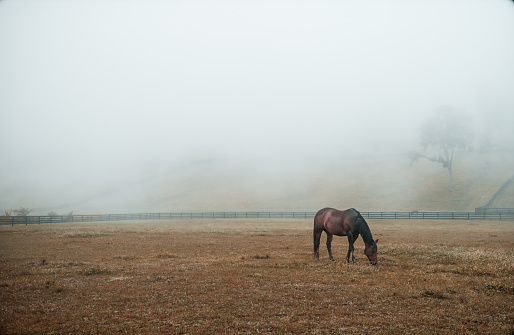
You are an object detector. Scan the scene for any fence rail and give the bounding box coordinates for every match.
[474,208,514,215]
[1,211,513,226]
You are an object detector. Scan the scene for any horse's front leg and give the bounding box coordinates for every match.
[326,233,335,262]
[346,235,356,263]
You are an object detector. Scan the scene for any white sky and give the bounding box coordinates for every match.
[1,0,513,210]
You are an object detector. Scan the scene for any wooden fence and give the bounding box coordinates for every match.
[475,208,514,215]
[1,211,513,226]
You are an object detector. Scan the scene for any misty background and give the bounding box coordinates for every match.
[1,0,513,214]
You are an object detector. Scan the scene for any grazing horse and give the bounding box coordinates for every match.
[314,208,378,265]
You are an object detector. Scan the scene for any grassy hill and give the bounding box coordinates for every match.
[96,150,514,213]
[11,150,513,215]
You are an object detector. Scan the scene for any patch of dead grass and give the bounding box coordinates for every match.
[0,219,513,334]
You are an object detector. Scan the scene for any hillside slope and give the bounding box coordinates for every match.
[49,151,514,214]
[5,151,512,215]
[489,175,514,208]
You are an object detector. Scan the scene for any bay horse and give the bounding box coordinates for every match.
[314,208,378,265]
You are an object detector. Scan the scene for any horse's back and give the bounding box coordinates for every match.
[314,207,340,224]
[316,207,358,219]
[315,207,334,218]
[314,207,362,235]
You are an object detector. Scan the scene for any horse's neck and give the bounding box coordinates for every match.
[358,221,374,245]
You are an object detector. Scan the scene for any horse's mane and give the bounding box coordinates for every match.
[356,214,374,245]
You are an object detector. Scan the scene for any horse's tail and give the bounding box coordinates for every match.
[313,209,329,259]
[314,209,322,229]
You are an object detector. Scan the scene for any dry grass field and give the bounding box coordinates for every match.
[1,219,513,334]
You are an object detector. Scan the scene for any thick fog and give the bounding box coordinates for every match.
[1,0,513,214]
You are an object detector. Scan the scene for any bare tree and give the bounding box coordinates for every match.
[14,207,31,216]
[409,107,474,191]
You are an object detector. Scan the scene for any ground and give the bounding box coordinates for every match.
[0,219,513,334]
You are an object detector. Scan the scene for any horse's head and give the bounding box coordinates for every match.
[364,239,378,265]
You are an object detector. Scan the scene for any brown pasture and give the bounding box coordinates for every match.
[1,219,513,334]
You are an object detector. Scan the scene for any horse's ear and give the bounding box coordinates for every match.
[375,239,379,244]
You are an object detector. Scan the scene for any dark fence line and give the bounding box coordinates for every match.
[362,211,513,220]
[475,174,514,214]
[475,208,514,215]
[1,211,513,226]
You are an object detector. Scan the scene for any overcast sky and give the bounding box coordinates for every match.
[1,0,513,211]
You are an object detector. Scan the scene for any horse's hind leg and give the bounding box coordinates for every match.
[346,234,356,263]
[326,233,335,262]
